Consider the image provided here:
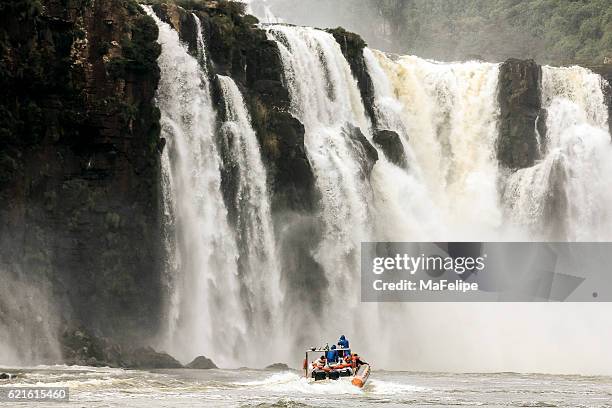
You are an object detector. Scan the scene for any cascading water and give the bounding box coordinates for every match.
[368,50,503,240]
[216,75,284,361]
[265,25,373,306]
[264,25,412,358]
[363,48,445,241]
[148,8,289,367]
[504,66,612,240]
[146,8,246,367]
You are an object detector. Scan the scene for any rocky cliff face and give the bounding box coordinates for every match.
[497,59,612,167]
[0,0,163,359]
[497,58,546,169]
[327,27,377,130]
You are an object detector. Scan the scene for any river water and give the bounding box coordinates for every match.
[1,365,611,407]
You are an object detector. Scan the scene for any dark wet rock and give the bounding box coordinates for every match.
[327,27,378,128]
[0,373,10,380]
[344,124,379,178]
[0,0,163,348]
[61,328,124,367]
[497,58,543,169]
[186,355,218,369]
[265,363,290,370]
[62,328,183,369]
[125,346,183,369]
[373,129,408,168]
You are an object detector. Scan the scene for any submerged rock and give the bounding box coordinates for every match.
[186,355,218,369]
[265,363,290,370]
[373,129,408,168]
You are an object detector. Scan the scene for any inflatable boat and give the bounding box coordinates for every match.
[304,347,371,388]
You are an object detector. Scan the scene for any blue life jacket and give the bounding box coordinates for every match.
[326,349,338,363]
[338,336,349,349]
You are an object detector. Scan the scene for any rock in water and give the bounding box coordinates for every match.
[373,129,408,168]
[0,373,10,380]
[186,356,218,369]
[127,347,183,369]
[265,363,290,370]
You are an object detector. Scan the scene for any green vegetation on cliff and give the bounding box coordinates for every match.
[266,0,611,64]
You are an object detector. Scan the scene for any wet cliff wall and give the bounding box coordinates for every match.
[497,59,612,169]
[0,0,163,356]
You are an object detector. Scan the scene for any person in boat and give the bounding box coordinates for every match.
[326,344,338,363]
[337,335,350,357]
[312,355,327,369]
[351,353,368,369]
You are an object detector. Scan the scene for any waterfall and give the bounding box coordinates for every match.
[504,66,612,240]
[266,25,373,301]
[363,48,445,240]
[148,6,612,371]
[216,75,283,362]
[368,50,503,240]
[146,8,246,366]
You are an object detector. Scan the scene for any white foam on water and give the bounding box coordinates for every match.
[241,372,363,395]
[365,379,429,395]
